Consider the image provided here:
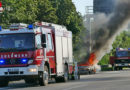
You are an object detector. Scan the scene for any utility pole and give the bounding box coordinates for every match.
[89,18,94,53]
[85,6,94,53]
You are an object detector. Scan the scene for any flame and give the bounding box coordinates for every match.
[87,53,96,65]
[79,53,98,66]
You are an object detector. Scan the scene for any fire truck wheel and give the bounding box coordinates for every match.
[62,65,68,82]
[39,66,49,86]
[119,67,123,70]
[55,77,61,83]
[0,79,9,87]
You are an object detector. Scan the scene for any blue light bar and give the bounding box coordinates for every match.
[28,24,33,29]
[128,48,130,50]
[0,26,2,31]
[0,59,5,64]
[21,59,28,64]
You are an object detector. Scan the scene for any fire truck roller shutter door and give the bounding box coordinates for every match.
[55,36,64,76]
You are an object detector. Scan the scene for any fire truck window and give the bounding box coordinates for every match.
[47,34,53,50]
[0,34,34,51]
[35,34,42,49]
[15,40,24,48]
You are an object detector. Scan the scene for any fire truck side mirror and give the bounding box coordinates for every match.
[42,34,46,43]
[42,43,46,48]
[42,34,46,48]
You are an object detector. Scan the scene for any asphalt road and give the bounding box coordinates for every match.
[1,70,130,90]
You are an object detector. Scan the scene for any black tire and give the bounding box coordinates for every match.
[119,67,123,70]
[55,77,61,83]
[39,66,49,86]
[0,79,9,87]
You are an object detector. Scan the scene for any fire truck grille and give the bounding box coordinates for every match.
[115,59,130,64]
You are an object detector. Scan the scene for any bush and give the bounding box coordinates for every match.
[101,67,113,71]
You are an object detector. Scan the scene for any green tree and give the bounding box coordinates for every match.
[0,0,58,26]
[0,0,38,25]
[52,0,84,46]
[56,0,76,25]
[36,0,58,23]
[49,0,59,10]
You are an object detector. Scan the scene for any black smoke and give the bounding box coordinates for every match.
[92,0,130,56]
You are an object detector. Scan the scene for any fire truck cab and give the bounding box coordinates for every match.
[110,48,130,70]
[0,22,78,87]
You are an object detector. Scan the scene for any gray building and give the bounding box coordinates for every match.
[94,0,115,14]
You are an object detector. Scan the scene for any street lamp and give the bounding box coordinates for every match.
[89,18,94,53]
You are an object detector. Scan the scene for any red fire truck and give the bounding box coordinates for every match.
[110,48,130,70]
[0,22,79,87]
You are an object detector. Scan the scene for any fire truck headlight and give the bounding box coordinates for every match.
[28,68,37,72]
[28,60,33,64]
[0,59,5,64]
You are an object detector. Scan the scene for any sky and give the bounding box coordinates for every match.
[72,0,93,15]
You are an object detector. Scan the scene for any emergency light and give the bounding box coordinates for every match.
[21,59,28,64]
[0,26,2,31]
[0,59,5,64]
[10,23,27,30]
[28,24,33,29]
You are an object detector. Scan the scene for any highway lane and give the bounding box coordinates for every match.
[1,70,130,90]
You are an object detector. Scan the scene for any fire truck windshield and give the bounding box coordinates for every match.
[116,51,130,57]
[0,33,35,52]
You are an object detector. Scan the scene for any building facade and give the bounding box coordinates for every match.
[94,0,115,14]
